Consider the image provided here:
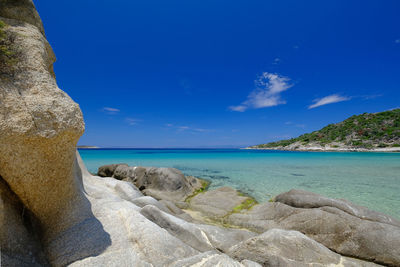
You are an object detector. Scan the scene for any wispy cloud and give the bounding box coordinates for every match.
[193,128,215,133]
[178,126,190,131]
[229,72,293,112]
[102,107,120,115]
[308,94,351,109]
[125,118,140,125]
[395,39,400,44]
[166,124,214,133]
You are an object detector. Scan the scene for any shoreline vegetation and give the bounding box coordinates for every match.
[247,109,400,152]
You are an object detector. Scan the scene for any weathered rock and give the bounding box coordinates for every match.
[170,251,244,267]
[0,0,45,35]
[240,259,263,267]
[276,189,400,227]
[0,177,49,267]
[0,0,90,264]
[132,196,171,213]
[140,204,256,254]
[97,164,205,202]
[0,2,200,265]
[60,153,201,267]
[159,199,194,222]
[140,205,216,252]
[188,187,254,220]
[97,164,123,178]
[228,228,381,267]
[195,224,256,253]
[227,194,400,266]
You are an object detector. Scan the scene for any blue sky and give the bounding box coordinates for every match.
[35,0,400,148]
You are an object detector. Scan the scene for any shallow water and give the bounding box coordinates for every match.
[79,148,400,219]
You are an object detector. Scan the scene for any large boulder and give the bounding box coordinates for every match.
[228,229,381,267]
[0,0,88,265]
[227,191,400,266]
[276,189,400,227]
[97,164,206,202]
[0,3,249,266]
[0,2,193,265]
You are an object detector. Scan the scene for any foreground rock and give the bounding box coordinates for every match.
[140,204,256,253]
[228,228,381,267]
[98,164,206,203]
[0,2,233,265]
[227,190,400,266]
[276,189,400,227]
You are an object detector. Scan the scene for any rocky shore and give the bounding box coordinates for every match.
[1,1,400,266]
[97,163,400,267]
[245,143,400,152]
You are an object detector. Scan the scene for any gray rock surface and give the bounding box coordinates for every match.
[227,197,400,266]
[97,164,205,202]
[140,204,255,253]
[97,164,122,178]
[228,228,382,267]
[188,187,253,220]
[170,251,244,267]
[276,189,400,227]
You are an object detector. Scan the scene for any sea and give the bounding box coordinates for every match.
[79,148,400,219]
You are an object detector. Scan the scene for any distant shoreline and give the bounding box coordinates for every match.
[77,146,100,149]
[244,146,400,153]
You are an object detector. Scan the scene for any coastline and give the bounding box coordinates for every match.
[77,145,100,149]
[244,146,400,153]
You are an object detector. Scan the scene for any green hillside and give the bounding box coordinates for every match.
[252,109,400,149]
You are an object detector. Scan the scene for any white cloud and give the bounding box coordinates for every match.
[395,39,400,44]
[102,107,120,114]
[308,94,350,109]
[126,118,140,125]
[229,72,293,112]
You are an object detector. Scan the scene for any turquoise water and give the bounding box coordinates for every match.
[79,149,400,219]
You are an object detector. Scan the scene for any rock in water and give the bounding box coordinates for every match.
[97,164,205,202]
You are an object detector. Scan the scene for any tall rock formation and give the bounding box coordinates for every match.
[0,2,247,266]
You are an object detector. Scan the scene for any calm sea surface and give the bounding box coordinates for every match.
[79,148,400,219]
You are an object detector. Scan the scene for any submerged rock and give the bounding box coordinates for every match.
[188,187,256,220]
